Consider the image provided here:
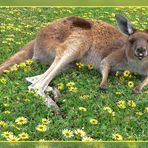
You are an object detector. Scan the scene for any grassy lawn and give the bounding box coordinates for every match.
[0,7,148,141]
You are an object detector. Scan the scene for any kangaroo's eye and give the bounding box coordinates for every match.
[129,38,135,44]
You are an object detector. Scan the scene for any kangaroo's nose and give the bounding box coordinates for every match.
[136,47,146,54]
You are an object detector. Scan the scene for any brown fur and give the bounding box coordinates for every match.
[0,40,34,74]
[1,15,148,95]
[67,16,92,29]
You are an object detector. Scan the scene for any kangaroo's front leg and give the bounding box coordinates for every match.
[99,49,125,91]
[133,76,148,94]
[99,59,110,90]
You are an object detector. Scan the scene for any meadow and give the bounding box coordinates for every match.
[0,7,148,142]
[0,0,147,6]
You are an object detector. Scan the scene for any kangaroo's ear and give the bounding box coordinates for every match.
[115,14,135,36]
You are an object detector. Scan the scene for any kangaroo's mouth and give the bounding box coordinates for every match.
[138,54,144,60]
[135,53,145,60]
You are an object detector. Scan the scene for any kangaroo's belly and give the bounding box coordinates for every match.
[80,48,103,70]
[33,47,56,65]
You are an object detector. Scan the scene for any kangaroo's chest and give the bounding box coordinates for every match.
[127,58,146,75]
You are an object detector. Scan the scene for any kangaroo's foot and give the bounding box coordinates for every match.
[45,87,61,102]
[27,77,61,111]
[26,75,42,83]
[133,87,140,94]
[29,85,59,107]
[99,82,108,91]
[28,84,61,105]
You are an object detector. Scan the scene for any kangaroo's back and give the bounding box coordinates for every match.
[35,16,126,64]
[79,19,127,69]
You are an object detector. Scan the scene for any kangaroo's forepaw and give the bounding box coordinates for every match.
[133,87,141,94]
[99,83,108,91]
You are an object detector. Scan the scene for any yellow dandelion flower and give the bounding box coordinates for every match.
[15,117,28,125]
[115,71,119,77]
[117,100,126,109]
[90,119,98,125]
[103,107,113,114]
[42,118,50,125]
[7,135,20,141]
[57,83,64,90]
[111,13,115,17]
[128,81,134,88]
[119,76,124,81]
[87,64,94,70]
[128,100,136,108]
[19,62,26,68]
[80,95,90,99]
[0,77,7,84]
[1,131,13,138]
[66,82,75,87]
[3,103,10,107]
[10,64,18,71]
[26,59,33,65]
[62,129,73,138]
[3,111,11,114]
[24,99,30,102]
[36,124,47,132]
[111,112,116,117]
[68,87,77,92]
[115,92,122,96]
[135,112,143,116]
[82,136,94,142]
[74,129,86,137]
[24,66,31,72]
[18,132,29,139]
[112,133,123,140]
[123,70,130,77]
[79,107,87,112]
[3,70,10,73]
[0,121,7,127]
[76,62,84,69]
[145,107,148,112]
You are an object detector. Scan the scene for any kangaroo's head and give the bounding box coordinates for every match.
[115,14,148,61]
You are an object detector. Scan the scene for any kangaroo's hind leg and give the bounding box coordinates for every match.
[29,35,91,108]
[27,56,60,109]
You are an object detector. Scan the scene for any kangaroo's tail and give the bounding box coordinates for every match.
[0,39,35,74]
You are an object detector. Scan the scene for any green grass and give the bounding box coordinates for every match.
[0,7,148,141]
[0,0,148,6]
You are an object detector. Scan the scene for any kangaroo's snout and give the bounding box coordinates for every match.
[135,47,147,60]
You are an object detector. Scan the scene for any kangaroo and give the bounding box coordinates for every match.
[0,14,148,109]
